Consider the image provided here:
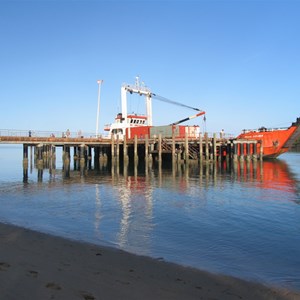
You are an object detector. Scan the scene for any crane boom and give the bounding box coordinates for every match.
[170,111,206,126]
[151,93,205,126]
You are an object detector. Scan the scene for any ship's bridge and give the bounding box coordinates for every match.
[127,114,147,125]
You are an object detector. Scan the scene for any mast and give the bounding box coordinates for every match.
[96,79,103,138]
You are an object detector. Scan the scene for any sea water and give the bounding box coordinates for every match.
[0,145,300,291]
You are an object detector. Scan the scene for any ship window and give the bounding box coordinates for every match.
[112,129,123,134]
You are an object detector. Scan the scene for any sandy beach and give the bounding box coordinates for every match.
[0,222,299,300]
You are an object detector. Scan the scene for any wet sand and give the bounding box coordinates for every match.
[0,222,299,300]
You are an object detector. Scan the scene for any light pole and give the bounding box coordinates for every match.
[96,79,103,138]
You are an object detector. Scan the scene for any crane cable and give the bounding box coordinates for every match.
[151,93,203,112]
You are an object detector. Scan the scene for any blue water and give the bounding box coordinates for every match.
[0,145,300,291]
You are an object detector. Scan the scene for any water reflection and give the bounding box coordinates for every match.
[94,183,102,239]
[104,159,153,253]
[20,151,299,200]
[153,159,298,198]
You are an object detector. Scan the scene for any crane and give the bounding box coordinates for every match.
[122,77,206,127]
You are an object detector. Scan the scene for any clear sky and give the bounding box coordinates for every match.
[1,0,299,136]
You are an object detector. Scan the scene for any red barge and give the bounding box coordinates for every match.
[237,118,300,158]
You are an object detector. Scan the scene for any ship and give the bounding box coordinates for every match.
[104,77,205,140]
[104,78,300,159]
[236,118,300,158]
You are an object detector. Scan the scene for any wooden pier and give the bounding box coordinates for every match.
[0,133,262,169]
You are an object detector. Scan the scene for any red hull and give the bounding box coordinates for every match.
[237,119,300,158]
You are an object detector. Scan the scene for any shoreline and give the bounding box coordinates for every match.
[0,222,299,300]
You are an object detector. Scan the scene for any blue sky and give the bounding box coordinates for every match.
[0,0,299,136]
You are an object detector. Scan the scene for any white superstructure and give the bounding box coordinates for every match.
[104,77,151,139]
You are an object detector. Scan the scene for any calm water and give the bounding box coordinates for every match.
[0,145,300,291]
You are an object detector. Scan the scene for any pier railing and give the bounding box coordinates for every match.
[0,129,236,141]
[0,129,96,139]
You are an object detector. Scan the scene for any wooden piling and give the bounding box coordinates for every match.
[123,134,128,162]
[74,146,78,159]
[37,144,43,167]
[259,141,263,160]
[88,146,92,160]
[64,145,70,160]
[80,144,85,161]
[185,131,189,163]
[240,142,244,161]
[233,141,238,162]
[134,134,138,162]
[23,144,28,182]
[199,133,203,162]
[116,135,120,161]
[226,142,232,162]
[205,133,209,161]
[23,144,28,160]
[172,130,176,164]
[246,142,251,161]
[145,134,149,161]
[213,133,217,160]
[94,147,99,169]
[158,134,162,163]
[253,141,257,160]
[23,163,28,182]
[110,135,114,159]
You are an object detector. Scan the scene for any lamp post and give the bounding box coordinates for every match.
[96,79,103,138]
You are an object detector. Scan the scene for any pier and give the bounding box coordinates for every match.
[0,129,262,172]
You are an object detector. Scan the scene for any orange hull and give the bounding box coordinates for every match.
[237,118,300,158]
